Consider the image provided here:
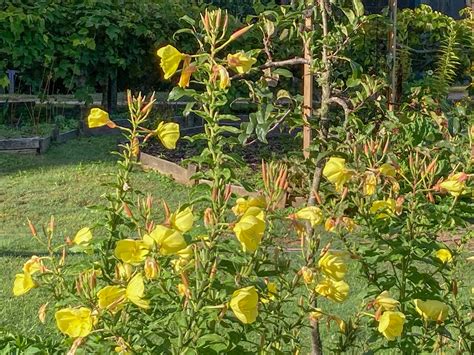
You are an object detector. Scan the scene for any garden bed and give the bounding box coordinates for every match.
[141,132,305,205]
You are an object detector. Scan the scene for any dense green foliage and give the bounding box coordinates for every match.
[0,0,201,101]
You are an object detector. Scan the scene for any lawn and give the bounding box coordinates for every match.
[0,135,189,339]
[0,135,471,352]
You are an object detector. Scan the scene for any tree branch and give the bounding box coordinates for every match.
[260,57,309,69]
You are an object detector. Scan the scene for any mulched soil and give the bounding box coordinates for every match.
[142,134,301,170]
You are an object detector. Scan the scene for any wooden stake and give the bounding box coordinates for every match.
[388,0,398,111]
[303,0,314,159]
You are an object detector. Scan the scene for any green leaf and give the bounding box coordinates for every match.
[273,68,293,78]
[353,0,364,17]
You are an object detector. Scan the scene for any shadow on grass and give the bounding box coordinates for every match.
[0,136,120,176]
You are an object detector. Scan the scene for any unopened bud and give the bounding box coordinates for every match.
[452,280,458,297]
[146,195,153,210]
[127,90,132,108]
[27,219,38,237]
[203,208,216,227]
[123,202,133,218]
[38,302,48,324]
[59,247,66,266]
[395,196,404,215]
[230,24,254,40]
[89,271,97,290]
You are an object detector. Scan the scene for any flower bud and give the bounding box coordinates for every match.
[144,257,159,280]
[230,24,254,41]
[27,219,38,237]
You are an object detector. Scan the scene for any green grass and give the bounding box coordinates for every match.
[0,135,189,338]
[0,135,472,353]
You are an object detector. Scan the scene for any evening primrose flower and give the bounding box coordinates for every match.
[22,255,43,274]
[155,121,180,150]
[379,163,397,177]
[318,251,348,281]
[227,52,257,74]
[323,157,353,191]
[169,207,194,233]
[364,172,377,196]
[232,196,266,216]
[114,239,149,265]
[213,64,230,89]
[315,277,349,303]
[435,248,452,263]
[126,274,150,309]
[157,45,186,79]
[55,307,93,338]
[97,285,126,313]
[144,225,187,255]
[233,207,266,253]
[13,273,36,296]
[73,227,92,246]
[370,198,396,219]
[177,283,188,297]
[414,299,449,322]
[87,108,112,128]
[375,291,400,311]
[295,206,323,227]
[230,286,259,324]
[324,218,336,232]
[178,57,196,88]
[377,311,405,341]
[439,173,467,196]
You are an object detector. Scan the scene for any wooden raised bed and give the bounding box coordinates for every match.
[0,136,52,154]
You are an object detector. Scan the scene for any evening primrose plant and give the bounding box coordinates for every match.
[9,4,473,355]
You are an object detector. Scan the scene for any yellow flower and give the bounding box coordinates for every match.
[309,308,324,321]
[232,196,266,216]
[324,218,336,232]
[116,263,133,281]
[144,257,159,280]
[73,227,92,246]
[13,273,36,296]
[114,239,149,265]
[414,299,449,322]
[379,163,397,177]
[315,277,349,303]
[126,274,150,309]
[144,225,187,255]
[439,173,467,196]
[155,121,180,150]
[262,282,277,304]
[318,251,348,281]
[435,248,452,263]
[377,311,405,341]
[55,307,93,338]
[233,207,266,253]
[97,285,126,313]
[217,65,230,89]
[22,256,42,274]
[170,207,194,233]
[177,283,188,297]
[227,52,257,74]
[301,266,314,284]
[157,45,186,79]
[370,198,396,219]
[178,58,196,88]
[230,286,259,324]
[87,108,111,128]
[334,317,346,332]
[295,206,323,227]
[375,291,400,311]
[364,172,377,196]
[323,157,353,191]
